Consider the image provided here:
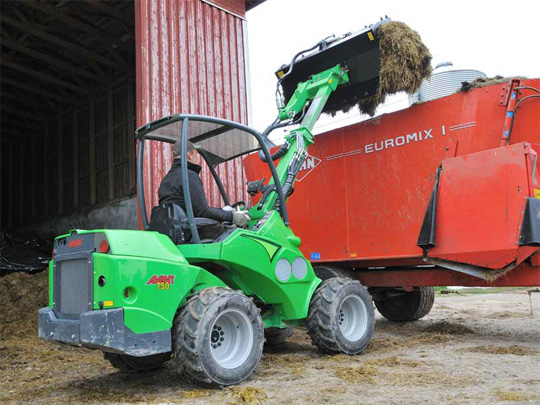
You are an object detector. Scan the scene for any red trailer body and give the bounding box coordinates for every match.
[244,79,540,287]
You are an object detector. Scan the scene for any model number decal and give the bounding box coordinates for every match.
[146,275,175,290]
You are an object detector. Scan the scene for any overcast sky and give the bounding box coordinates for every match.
[246,0,540,139]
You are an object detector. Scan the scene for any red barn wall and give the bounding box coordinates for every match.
[135,0,249,224]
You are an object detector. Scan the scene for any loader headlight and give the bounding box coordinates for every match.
[292,257,307,279]
[275,259,291,282]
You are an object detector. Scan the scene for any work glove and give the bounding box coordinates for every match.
[222,205,235,212]
[233,210,251,227]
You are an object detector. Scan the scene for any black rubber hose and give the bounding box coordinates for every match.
[507,95,540,144]
[258,142,289,163]
[275,40,325,109]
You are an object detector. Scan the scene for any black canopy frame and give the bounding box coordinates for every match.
[135,114,288,243]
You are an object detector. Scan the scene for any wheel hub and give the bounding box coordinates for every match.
[338,294,369,342]
[209,308,254,369]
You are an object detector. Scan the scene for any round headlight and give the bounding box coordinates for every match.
[292,257,308,279]
[275,259,291,282]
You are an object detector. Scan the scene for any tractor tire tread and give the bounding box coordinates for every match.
[172,286,263,386]
[307,278,375,355]
[374,287,435,322]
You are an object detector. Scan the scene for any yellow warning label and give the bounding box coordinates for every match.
[367,31,374,41]
[104,300,114,307]
[277,70,285,78]
[534,189,540,199]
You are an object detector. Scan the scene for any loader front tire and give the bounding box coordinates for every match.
[307,278,375,355]
[172,287,264,387]
[374,287,435,322]
[104,352,171,372]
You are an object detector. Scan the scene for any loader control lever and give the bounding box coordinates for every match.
[247,178,265,196]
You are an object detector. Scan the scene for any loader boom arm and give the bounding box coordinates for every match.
[252,65,349,220]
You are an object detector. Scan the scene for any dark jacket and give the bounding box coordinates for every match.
[158,159,233,223]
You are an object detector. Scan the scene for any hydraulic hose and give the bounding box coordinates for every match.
[275,40,327,110]
[506,94,540,144]
[258,142,289,163]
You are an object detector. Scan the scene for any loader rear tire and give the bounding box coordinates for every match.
[172,287,264,387]
[307,277,374,355]
[104,352,171,372]
[374,287,435,322]
[264,327,293,347]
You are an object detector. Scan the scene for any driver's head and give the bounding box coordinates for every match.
[172,141,201,165]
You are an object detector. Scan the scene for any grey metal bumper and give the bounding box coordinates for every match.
[38,307,171,357]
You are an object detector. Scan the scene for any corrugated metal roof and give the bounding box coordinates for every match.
[135,0,250,221]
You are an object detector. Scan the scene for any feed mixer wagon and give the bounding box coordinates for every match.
[245,77,540,322]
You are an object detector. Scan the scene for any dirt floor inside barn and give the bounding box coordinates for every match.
[1,278,539,404]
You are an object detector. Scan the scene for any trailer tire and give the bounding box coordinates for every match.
[313,265,356,280]
[104,352,171,372]
[307,277,374,355]
[264,327,294,347]
[374,287,435,322]
[172,287,264,387]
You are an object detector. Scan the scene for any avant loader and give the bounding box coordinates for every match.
[38,20,397,386]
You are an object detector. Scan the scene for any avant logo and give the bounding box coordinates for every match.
[296,155,321,182]
[67,238,82,248]
[146,275,175,285]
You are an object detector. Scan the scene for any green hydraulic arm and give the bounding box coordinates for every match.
[251,64,350,221]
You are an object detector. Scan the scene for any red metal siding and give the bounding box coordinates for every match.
[135,0,249,223]
[203,0,245,17]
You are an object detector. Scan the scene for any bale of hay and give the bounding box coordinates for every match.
[326,21,432,117]
[0,270,48,339]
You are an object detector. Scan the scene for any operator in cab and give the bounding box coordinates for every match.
[158,140,250,238]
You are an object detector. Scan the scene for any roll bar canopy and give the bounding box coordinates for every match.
[136,114,289,233]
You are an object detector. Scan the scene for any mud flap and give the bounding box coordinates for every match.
[519,197,540,246]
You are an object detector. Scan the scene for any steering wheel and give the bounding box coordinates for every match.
[230,201,246,209]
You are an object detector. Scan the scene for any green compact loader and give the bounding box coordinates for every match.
[38,20,391,386]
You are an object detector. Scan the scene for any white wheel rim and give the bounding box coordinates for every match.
[210,308,253,369]
[338,295,368,342]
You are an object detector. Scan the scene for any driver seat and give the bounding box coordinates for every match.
[148,203,220,244]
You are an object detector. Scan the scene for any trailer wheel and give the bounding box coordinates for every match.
[313,265,356,280]
[307,277,375,355]
[172,287,264,387]
[374,287,435,322]
[264,327,294,347]
[104,352,171,372]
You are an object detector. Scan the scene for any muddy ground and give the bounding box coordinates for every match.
[1,281,539,404]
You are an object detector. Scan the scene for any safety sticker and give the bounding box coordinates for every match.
[367,31,374,41]
[534,189,540,199]
[310,252,321,260]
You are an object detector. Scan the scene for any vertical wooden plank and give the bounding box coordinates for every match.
[89,99,96,205]
[73,110,79,207]
[31,134,37,220]
[57,118,63,214]
[43,125,49,217]
[19,140,24,225]
[128,80,136,191]
[108,88,115,199]
[7,143,14,228]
